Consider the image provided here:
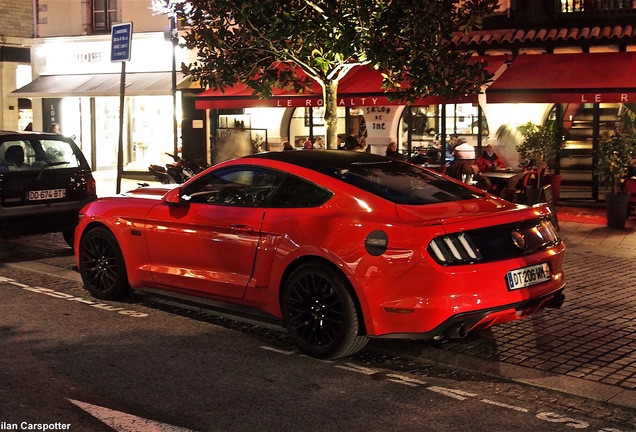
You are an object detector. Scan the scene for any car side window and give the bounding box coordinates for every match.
[268,175,333,208]
[181,167,285,207]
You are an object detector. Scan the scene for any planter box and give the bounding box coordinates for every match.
[605,192,629,229]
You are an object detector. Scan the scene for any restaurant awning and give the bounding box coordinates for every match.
[195,56,508,110]
[486,52,636,104]
[11,72,189,98]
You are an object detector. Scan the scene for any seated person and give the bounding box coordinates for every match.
[445,134,458,162]
[3,145,26,169]
[385,141,403,159]
[477,144,505,172]
[449,140,476,183]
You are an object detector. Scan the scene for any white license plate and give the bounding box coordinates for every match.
[27,189,67,201]
[506,263,551,290]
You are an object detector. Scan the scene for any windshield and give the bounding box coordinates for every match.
[0,138,84,172]
[321,159,482,205]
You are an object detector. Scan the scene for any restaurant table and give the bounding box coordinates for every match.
[479,169,526,199]
[480,169,522,180]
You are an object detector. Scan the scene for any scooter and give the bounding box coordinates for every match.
[148,153,206,184]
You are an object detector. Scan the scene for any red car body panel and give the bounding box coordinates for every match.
[75,154,565,340]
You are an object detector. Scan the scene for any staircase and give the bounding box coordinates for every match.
[558,103,621,202]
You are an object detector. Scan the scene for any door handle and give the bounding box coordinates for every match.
[230,224,253,233]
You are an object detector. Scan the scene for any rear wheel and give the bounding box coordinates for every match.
[281,262,368,359]
[62,229,75,249]
[78,227,130,300]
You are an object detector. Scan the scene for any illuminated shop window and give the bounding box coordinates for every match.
[290,107,349,149]
[398,103,488,152]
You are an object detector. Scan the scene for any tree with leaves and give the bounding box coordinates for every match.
[159,0,498,149]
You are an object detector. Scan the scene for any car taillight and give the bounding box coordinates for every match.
[428,232,483,265]
[427,218,560,266]
[87,174,97,196]
[535,219,560,243]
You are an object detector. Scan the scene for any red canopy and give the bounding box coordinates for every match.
[195,56,507,109]
[487,52,636,103]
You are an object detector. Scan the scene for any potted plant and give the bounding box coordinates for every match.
[516,121,563,205]
[595,131,636,228]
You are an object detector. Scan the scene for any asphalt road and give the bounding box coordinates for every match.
[1,256,635,431]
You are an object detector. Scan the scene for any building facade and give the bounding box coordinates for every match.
[195,0,636,203]
[0,0,33,131]
[6,0,204,178]
[6,0,636,202]
[457,0,636,202]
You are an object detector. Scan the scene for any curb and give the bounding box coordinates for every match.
[403,346,636,411]
[7,261,82,283]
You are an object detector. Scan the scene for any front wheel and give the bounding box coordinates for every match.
[78,227,130,300]
[281,262,368,359]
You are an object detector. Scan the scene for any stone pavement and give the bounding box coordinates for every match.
[2,209,636,413]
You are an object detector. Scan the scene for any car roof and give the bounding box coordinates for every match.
[0,130,64,139]
[244,150,392,171]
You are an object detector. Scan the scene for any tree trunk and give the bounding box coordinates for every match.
[323,80,339,149]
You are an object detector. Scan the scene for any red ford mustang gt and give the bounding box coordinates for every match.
[75,150,565,359]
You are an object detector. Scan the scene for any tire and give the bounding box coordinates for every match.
[62,229,75,249]
[281,262,368,359]
[78,227,130,300]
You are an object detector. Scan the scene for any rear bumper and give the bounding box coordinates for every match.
[374,286,566,340]
[0,197,95,236]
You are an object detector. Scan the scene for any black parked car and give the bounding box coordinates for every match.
[0,130,96,248]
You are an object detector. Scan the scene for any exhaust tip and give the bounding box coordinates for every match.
[547,293,566,309]
[445,321,470,339]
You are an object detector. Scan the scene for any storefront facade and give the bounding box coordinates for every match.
[12,32,200,175]
[195,59,507,165]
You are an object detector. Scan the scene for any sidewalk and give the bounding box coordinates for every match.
[2,206,636,413]
[386,213,636,411]
[91,169,162,198]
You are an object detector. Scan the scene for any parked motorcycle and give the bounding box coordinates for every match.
[148,153,207,184]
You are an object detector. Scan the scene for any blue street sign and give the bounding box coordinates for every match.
[111,22,133,62]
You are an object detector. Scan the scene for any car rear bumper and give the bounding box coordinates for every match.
[374,286,566,340]
[0,197,95,236]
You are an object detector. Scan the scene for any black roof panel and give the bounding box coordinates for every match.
[245,150,392,171]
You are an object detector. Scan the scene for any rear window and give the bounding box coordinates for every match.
[321,159,482,205]
[0,138,83,172]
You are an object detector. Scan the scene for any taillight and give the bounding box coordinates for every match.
[535,219,560,243]
[427,218,560,266]
[86,174,97,196]
[428,232,483,265]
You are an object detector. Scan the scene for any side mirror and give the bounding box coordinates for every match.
[162,187,185,206]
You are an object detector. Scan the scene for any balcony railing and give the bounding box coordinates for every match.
[560,0,635,13]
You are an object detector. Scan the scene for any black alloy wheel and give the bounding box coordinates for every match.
[78,227,130,300]
[282,262,368,359]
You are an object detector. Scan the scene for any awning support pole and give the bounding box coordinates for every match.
[171,14,178,156]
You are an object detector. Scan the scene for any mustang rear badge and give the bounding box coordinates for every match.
[511,231,527,250]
